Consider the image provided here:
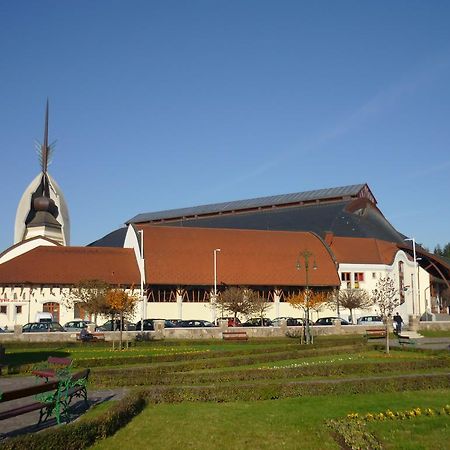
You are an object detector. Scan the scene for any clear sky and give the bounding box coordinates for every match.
[1,1,449,251]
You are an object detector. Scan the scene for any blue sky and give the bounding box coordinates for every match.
[1,1,449,251]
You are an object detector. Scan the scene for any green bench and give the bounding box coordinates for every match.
[0,368,90,426]
[398,335,417,346]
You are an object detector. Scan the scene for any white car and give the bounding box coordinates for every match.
[356,315,384,326]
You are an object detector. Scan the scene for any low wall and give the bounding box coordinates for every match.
[418,321,450,331]
[0,323,391,343]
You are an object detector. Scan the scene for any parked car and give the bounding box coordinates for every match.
[356,315,384,326]
[216,317,242,327]
[242,318,273,327]
[314,317,350,326]
[178,320,215,328]
[96,320,136,331]
[22,322,65,332]
[272,317,307,327]
[135,319,176,330]
[63,319,94,332]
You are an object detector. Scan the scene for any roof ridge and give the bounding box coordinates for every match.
[127,183,368,224]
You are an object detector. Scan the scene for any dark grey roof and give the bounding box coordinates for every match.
[88,227,128,247]
[143,200,405,244]
[127,184,369,224]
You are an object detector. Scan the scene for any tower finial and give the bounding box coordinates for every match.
[36,98,55,175]
[42,99,49,174]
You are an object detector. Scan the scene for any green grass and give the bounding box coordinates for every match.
[419,329,450,338]
[367,415,450,450]
[91,389,450,450]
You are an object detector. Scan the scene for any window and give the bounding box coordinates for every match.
[354,273,364,282]
[0,305,6,314]
[341,272,351,289]
[15,305,22,314]
[341,272,351,281]
[372,272,377,279]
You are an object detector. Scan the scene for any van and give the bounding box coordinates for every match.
[35,312,53,323]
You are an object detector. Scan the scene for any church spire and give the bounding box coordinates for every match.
[37,99,55,177]
[42,99,49,174]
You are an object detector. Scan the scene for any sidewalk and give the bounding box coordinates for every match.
[0,375,128,439]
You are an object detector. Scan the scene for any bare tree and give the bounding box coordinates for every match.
[371,277,400,354]
[64,279,110,325]
[250,292,272,325]
[216,287,257,323]
[337,289,373,323]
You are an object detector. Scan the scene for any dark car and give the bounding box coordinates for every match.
[96,320,136,331]
[314,317,350,326]
[178,320,215,328]
[242,318,273,327]
[135,319,176,330]
[22,322,65,332]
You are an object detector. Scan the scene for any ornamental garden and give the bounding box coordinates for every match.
[1,334,449,450]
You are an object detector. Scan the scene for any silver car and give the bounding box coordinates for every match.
[63,320,94,332]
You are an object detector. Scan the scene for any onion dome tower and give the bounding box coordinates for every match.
[14,101,70,246]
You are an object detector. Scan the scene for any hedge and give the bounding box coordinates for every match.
[139,373,450,404]
[90,344,366,387]
[91,357,450,387]
[5,337,364,375]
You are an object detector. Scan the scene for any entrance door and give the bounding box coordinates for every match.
[43,302,60,322]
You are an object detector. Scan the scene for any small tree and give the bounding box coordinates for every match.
[64,279,110,325]
[371,277,400,354]
[216,287,256,323]
[287,290,330,344]
[106,289,138,350]
[337,289,373,323]
[250,292,272,325]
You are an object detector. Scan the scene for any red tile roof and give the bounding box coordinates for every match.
[329,236,399,265]
[139,226,340,287]
[0,246,140,285]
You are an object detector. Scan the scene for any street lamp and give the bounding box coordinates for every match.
[139,229,145,333]
[296,250,317,345]
[404,238,419,316]
[213,249,221,322]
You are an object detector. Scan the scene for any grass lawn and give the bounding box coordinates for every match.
[91,389,450,450]
[367,415,450,450]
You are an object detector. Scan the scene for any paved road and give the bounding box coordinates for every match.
[0,375,128,439]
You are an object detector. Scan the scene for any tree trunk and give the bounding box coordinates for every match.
[119,312,123,350]
[385,321,390,354]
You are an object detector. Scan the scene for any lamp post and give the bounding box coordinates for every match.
[139,229,145,333]
[296,250,317,345]
[213,249,221,322]
[404,238,418,316]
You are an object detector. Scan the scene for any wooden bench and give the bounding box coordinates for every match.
[0,344,5,376]
[0,368,90,426]
[76,332,105,342]
[32,356,73,382]
[0,379,60,424]
[223,330,248,341]
[398,335,417,346]
[364,328,386,339]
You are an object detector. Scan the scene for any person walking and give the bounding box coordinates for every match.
[393,312,403,335]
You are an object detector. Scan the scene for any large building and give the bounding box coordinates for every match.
[0,108,449,329]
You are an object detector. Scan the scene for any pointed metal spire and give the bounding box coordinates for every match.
[42,99,49,174]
